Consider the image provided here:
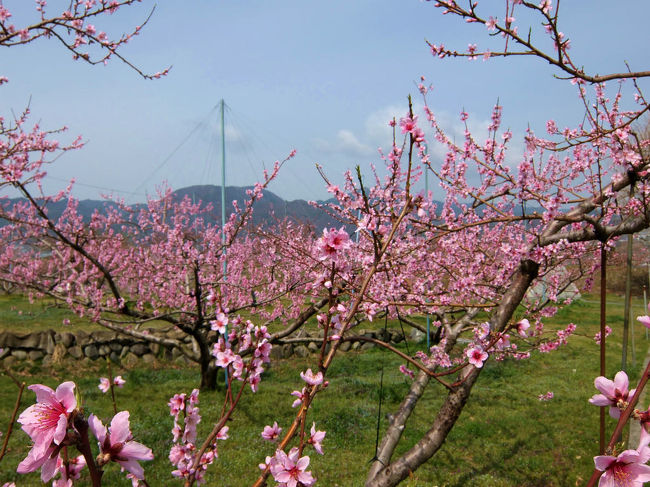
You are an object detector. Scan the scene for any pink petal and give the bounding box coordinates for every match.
[639,427,650,451]
[40,453,60,482]
[613,371,629,393]
[28,384,57,406]
[18,404,40,435]
[287,447,300,463]
[594,377,615,397]
[109,411,131,444]
[608,406,621,419]
[54,381,77,412]
[617,449,641,464]
[275,471,291,482]
[638,445,650,465]
[53,413,68,445]
[594,454,616,471]
[116,458,145,480]
[298,470,316,485]
[598,470,616,487]
[17,444,53,474]
[88,414,107,445]
[589,394,612,406]
[296,455,310,470]
[626,462,650,481]
[637,316,650,329]
[120,441,154,461]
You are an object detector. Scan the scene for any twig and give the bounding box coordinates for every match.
[0,377,25,463]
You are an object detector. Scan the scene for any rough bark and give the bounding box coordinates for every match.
[366,260,539,487]
[365,310,477,484]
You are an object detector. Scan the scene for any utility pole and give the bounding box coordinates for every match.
[220,99,229,386]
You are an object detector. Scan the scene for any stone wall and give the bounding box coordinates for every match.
[0,326,420,366]
[0,327,190,366]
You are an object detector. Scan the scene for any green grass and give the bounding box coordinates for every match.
[1,293,649,486]
[0,294,92,333]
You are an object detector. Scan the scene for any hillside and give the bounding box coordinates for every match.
[1,185,346,231]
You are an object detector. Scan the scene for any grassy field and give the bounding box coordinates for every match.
[0,293,649,486]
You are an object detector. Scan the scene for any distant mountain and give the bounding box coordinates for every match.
[171,185,343,230]
[1,185,542,231]
[0,185,347,231]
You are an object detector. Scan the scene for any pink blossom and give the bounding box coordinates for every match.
[637,315,650,329]
[538,391,554,401]
[99,377,110,393]
[99,375,126,393]
[261,422,282,441]
[594,326,613,345]
[168,393,186,416]
[495,333,511,351]
[467,43,478,61]
[594,430,650,487]
[211,311,229,334]
[16,382,77,481]
[300,368,323,386]
[399,364,415,378]
[475,322,490,340]
[317,227,351,260]
[465,346,488,368]
[18,382,76,456]
[399,115,418,135]
[16,443,60,482]
[271,448,316,487]
[516,318,531,337]
[291,387,307,408]
[216,425,229,440]
[0,7,11,21]
[89,411,154,480]
[53,454,86,486]
[308,423,326,455]
[485,16,497,31]
[589,371,636,419]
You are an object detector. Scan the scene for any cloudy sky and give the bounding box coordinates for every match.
[1,1,648,202]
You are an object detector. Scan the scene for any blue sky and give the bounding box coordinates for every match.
[1,1,648,202]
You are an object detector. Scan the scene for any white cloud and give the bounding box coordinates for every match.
[313,129,375,158]
[225,125,243,143]
[310,102,527,182]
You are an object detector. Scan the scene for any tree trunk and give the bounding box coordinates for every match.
[366,260,539,487]
[200,359,219,391]
[196,333,218,391]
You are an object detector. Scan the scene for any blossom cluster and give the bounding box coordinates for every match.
[210,315,272,392]
[589,370,650,485]
[261,447,316,487]
[14,381,153,484]
[98,375,126,393]
[168,389,228,484]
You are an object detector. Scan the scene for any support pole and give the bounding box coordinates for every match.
[425,151,430,351]
[220,99,229,386]
[599,243,607,454]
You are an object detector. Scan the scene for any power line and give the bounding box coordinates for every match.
[44,176,147,198]
[128,104,220,202]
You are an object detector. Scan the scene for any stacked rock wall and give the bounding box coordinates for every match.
[0,326,420,365]
[0,327,190,366]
